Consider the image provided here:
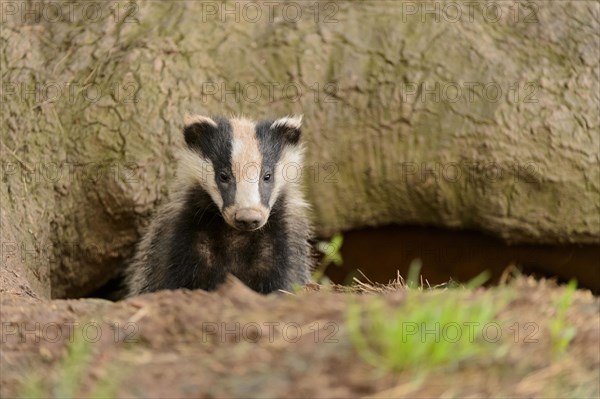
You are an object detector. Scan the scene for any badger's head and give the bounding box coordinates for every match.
[178,114,304,231]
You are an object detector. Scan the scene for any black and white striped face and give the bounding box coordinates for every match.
[179,114,304,231]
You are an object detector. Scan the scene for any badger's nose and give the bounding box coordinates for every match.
[234,209,264,230]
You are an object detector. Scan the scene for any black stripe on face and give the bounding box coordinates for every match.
[255,120,286,208]
[184,117,236,209]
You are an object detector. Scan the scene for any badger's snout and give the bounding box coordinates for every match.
[234,208,266,231]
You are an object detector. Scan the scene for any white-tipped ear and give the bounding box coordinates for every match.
[183,113,217,128]
[271,115,303,130]
[271,115,303,145]
[183,114,218,149]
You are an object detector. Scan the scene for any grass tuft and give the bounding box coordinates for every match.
[313,233,344,282]
[549,279,577,357]
[19,325,124,399]
[347,284,507,373]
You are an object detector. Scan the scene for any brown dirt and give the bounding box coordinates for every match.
[1,277,598,398]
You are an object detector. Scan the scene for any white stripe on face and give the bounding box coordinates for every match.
[270,145,304,208]
[230,118,263,209]
[177,147,223,209]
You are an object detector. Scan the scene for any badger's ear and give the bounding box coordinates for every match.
[183,114,218,149]
[270,115,303,145]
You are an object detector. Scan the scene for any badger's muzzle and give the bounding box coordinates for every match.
[234,208,266,231]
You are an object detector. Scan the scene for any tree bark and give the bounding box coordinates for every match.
[1,1,598,297]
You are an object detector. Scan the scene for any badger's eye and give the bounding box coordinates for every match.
[218,172,230,183]
[263,173,272,182]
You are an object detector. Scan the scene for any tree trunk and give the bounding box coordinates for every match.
[1,1,598,298]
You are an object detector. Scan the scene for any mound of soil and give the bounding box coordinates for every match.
[1,277,598,398]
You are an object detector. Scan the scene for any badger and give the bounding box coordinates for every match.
[125,114,313,296]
